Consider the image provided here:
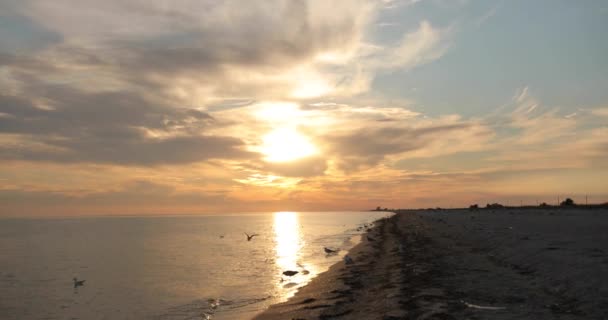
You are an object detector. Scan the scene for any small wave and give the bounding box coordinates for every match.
[155,295,272,320]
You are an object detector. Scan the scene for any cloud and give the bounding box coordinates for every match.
[2,0,451,104]
[474,4,500,27]
[0,91,255,165]
[260,156,328,177]
[382,0,423,9]
[591,108,608,117]
[378,21,449,70]
[5,1,605,216]
[0,3,457,177]
[500,87,578,145]
[0,178,236,216]
[0,14,62,54]
[2,0,376,101]
[322,120,489,171]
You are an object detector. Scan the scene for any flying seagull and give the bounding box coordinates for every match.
[244,233,259,241]
[73,277,85,288]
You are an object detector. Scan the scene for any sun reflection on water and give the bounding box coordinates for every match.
[274,211,301,270]
[273,211,304,298]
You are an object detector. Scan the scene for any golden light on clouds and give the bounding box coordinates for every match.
[1,0,607,217]
[253,102,301,122]
[290,69,332,99]
[261,127,318,162]
[251,102,319,163]
[233,174,301,188]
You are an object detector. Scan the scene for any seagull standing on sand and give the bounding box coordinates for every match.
[73,277,85,288]
[324,247,338,254]
[244,232,259,241]
[297,263,310,275]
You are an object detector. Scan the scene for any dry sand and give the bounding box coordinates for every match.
[253,208,608,319]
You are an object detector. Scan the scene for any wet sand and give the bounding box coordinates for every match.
[253,208,608,319]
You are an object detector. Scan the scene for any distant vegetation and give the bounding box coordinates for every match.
[373,197,607,212]
[485,203,504,209]
[560,198,575,206]
[374,206,392,211]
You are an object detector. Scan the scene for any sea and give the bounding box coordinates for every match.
[0,211,391,320]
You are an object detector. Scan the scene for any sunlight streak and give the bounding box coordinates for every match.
[273,211,303,298]
[274,211,301,271]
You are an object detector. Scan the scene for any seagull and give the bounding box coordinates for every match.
[282,270,299,277]
[324,247,338,254]
[244,233,259,241]
[73,277,85,288]
[297,263,310,275]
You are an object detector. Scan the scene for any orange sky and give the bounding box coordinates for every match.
[1,1,607,216]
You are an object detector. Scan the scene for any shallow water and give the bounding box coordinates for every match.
[0,211,390,319]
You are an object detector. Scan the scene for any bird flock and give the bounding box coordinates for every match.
[233,222,375,281]
[69,219,376,313]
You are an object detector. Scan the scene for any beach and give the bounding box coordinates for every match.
[254,208,608,319]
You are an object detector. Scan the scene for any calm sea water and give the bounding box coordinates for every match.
[0,211,390,320]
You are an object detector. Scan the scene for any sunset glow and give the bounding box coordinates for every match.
[261,127,318,163]
[0,1,606,216]
[3,3,607,320]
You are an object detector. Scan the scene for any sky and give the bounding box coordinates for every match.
[1,0,607,216]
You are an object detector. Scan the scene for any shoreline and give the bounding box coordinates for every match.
[252,213,419,319]
[253,208,608,319]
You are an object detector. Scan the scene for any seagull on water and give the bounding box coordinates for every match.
[244,232,259,241]
[73,277,85,288]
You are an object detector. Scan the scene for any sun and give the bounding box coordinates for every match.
[260,127,318,162]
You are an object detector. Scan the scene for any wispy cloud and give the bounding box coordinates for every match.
[474,3,501,27]
[376,21,449,70]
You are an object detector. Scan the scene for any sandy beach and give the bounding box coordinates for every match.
[254,207,608,319]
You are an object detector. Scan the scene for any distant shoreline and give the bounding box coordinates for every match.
[254,207,608,319]
[371,201,608,212]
